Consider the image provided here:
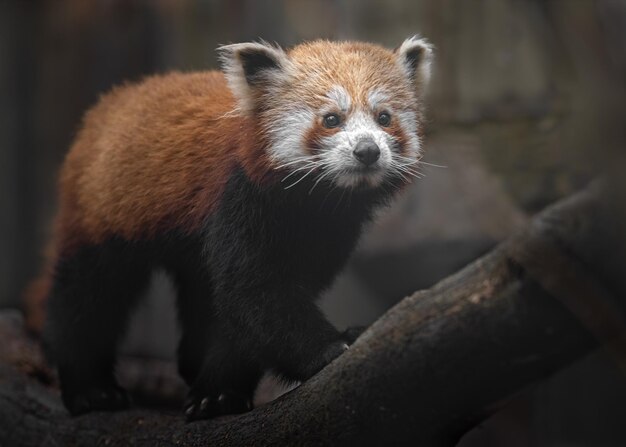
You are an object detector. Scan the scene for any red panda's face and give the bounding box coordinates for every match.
[220,37,433,189]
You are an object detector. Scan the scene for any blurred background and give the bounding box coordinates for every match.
[1,0,625,445]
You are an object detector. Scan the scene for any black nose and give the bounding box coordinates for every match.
[353,139,380,166]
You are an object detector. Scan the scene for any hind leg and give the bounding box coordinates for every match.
[44,240,151,415]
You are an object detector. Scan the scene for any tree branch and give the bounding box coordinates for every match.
[0,182,623,446]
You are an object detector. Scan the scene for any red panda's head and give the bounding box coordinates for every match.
[219,37,433,189]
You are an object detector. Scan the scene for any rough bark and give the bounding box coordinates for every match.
[0,182,624,446]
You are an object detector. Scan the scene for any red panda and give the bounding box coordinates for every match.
[27,37,433,420]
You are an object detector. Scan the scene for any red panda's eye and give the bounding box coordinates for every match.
[378,112,391,127]
[323,113,341,128]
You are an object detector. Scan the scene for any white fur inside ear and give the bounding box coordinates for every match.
[218,42,293,113]
[395,36,434,90]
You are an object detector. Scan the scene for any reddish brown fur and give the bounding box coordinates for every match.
[386,121,410,155]
[304,124,341,155]
[285,41,418,107]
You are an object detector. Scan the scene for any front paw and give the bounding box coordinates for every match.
[303,340,349,379]
[341,325,367,344]
[322,340,350,362]
[184,389,253,422]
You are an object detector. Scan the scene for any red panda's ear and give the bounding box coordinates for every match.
[218,41,292,112]
[395,36,434,91]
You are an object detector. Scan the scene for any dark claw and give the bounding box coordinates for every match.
[185,390,253,422]
[200,397,210,411]
[185,404,196,418]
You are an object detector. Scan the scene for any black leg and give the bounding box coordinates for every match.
[341,325,367,344]
[183,280,349,422]
[183,325,262,421]
[43,240,151,415]
[171,264,215,387]
[168,243,263,420]
[246,286,350,382]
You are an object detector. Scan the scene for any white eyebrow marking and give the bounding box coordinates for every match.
[326,85,351,112]
[367,89,390,110]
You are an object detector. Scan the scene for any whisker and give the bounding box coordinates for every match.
[391,157,420,166]
[308,169,335,195]
[387,163,425,180]
[330,183,347,214]
[419,161,447,168]
[317,173,343,211]
[281,162,319,182]
[397,168,424,179]
[273,157,315,170]
[284,166,317,190]
[391,163,421,173]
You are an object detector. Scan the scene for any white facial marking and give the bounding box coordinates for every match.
[395,108,421,157]
[266,105,316,163]
[326,85,352,112]
[367,89,390,111]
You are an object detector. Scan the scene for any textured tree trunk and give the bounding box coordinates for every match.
[0,182,623,446]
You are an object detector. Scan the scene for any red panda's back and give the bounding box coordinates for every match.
[57,71,242,254]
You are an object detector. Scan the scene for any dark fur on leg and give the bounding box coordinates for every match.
[44,239,152,415]
[181,168,395,421]
[166,238,215,387]
[183,325,262,421]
